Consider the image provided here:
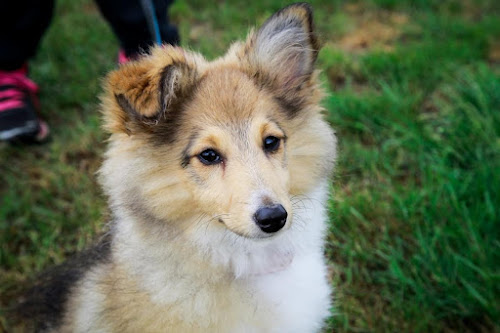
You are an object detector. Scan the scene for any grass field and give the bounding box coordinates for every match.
[1,0,499,331]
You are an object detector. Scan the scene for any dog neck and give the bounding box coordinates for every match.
[112,209,297,278]
[107,183,328,306]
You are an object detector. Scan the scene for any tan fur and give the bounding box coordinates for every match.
[63,263,256,332]
[37,3,336,332]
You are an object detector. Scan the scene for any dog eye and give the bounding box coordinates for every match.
[263,136,280,152]
[198,149,222,165]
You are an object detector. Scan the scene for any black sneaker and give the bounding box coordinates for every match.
[0,65,49,143]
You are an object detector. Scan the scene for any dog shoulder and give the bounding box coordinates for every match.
[13,234,112,332]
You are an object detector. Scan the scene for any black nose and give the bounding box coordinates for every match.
[254,204,287,233]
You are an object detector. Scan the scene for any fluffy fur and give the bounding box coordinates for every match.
[16,3,337,332]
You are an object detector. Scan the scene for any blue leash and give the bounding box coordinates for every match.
[139,0,162,45]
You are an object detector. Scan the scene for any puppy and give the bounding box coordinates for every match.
[16,3,337,332]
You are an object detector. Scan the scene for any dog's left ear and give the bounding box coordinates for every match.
[102,49,198,138]
[242,3,320,108]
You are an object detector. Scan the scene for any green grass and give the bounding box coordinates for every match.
[1,0,499,331]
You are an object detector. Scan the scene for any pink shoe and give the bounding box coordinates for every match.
[0,65,49,143]
[118,50,130,64]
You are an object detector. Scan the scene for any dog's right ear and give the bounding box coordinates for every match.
[237,3,320,117]
[102,48,198,138]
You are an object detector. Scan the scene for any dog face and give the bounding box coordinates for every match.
[173,69,293,238]
[100,4,336,240]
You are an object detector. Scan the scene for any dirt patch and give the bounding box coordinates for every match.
[488,40,500,64]
[322,7,412,91]
[188,22,214,42]
[337,9,410,53]
[81,2,99,15]
[64,149,100,173]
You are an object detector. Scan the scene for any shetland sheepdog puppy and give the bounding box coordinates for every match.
[16,3,337,332]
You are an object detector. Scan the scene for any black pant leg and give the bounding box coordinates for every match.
[95,0,179,57]
[0,0,55,70]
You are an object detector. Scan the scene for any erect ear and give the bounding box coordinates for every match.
[102,52,198,139]
[241,3,320,109]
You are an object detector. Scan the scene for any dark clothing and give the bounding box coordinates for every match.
[0,0,179,70]
[96,0,179,57]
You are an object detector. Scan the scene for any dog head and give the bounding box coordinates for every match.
[100,3,336,241]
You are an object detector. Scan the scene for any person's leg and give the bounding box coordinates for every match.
[0,1,55,70]
[0,0,54,142]
[95,0,179,59]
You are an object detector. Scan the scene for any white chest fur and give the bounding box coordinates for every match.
[75,184,332,332]
[240,252,332,332]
